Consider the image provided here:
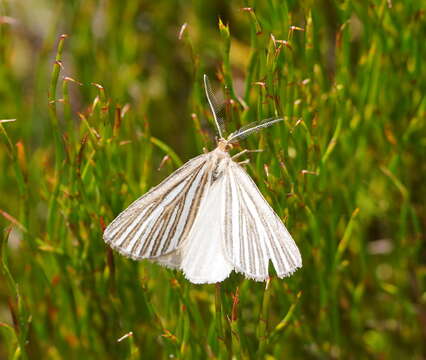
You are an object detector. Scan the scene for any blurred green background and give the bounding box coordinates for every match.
[0,0,425,359]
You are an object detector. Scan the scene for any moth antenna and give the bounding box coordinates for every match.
[227,117,283,143]
[203,74,226,139]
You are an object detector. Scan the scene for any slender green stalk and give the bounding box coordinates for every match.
[257,279,272,357]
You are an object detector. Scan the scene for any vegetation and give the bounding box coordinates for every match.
[0,1,424,359]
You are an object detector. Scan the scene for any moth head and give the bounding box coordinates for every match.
[217,138,233,152]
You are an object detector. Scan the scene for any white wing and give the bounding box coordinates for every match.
[222,161,302,281]
[155,175,233,283]
[103,153,213,259]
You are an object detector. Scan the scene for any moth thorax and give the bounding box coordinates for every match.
[211,158,228,182]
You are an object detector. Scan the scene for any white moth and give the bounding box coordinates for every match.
[104,75,302,284]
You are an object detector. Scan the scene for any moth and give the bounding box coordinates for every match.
[104,75,302,283]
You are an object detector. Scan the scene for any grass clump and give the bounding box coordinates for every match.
[0,1,425,359]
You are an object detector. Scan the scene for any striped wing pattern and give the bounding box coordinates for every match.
[155,174,233,283]
[103,153,213,259]
[222,161,302,280]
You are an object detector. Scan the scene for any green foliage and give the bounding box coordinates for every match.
[0,0,425,359]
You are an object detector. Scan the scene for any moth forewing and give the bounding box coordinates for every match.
[223,161,302,279]
[103,152,215,259]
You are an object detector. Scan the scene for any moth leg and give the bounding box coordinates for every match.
[232,149,248,160]
[238,159,250,166]
[232,149,263,160]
